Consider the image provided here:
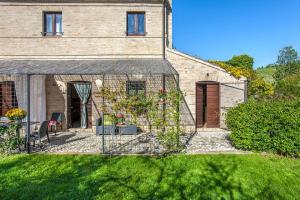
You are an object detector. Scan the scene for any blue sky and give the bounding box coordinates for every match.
[173,0,300,68]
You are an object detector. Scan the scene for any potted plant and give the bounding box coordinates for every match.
[159,89,167,103]
[96,114,116,135]
[115,113,125,126]
[5,108,27,122]
[4,108,27,152]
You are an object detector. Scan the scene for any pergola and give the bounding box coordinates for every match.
[0,59,180,153]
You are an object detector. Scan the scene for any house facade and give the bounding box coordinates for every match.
[0,0,245,131]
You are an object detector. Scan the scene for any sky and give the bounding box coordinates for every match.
[172,0,300,68]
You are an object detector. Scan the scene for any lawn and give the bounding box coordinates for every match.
[256,67,277,83]
[0,154,299,200]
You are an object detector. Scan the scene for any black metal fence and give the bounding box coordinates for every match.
[0,74,196,155]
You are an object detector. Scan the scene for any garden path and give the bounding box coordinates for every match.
[185,130,245,154]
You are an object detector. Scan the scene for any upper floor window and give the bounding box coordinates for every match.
[43,12,63,36]
[127,12,145,36]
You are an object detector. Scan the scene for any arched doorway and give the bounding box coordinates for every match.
[196,81,220,128]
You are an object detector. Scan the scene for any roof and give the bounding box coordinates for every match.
[0,59,178,75]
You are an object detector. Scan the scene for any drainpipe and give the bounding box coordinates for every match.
[162,0,166,59]
[244,80,248,102]
[26,74,31,153]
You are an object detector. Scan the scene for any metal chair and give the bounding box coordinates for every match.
[29,121,50,148]
[48,112,64,133]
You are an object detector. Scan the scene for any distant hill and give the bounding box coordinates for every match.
[256,67,277,83]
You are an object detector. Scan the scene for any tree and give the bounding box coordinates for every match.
[273,61,300,81]
[226,54,254,70]
[277,46,298,65]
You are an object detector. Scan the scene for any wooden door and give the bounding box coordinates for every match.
[87,96,92,128]
[196,83,205,128]
[206,83,220,128]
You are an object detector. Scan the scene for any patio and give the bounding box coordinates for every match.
[0,59,196,155]
[33,130,161,154]
[32,129,239,155]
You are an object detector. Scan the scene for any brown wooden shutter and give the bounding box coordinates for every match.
[87,96,92,128]
[196,84,204,128]
[206,84,220,128]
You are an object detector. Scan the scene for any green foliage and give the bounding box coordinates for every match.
[275,71,300,98]
[0,124,22,154]
[277,46,298,65]
[157,89,185,152]
[255,66,277,83]
[209,60,254,79]
[209,59,275,99]
[248,76,274,98]
[157,128,184,152]
[273,61,300,82]
[226,54,254,70]
[99,84,184,152]
[226,99,300,157]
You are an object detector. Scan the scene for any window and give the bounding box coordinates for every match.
[0,81,18,116]
[126,81,146,96]
[127,12,145,36]
[43,12,63,36]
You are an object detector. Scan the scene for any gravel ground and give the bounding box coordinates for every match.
[185,130,244,154]
[32,129,245,155]
[34,131,159,154]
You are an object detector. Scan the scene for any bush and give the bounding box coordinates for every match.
[248,76,274,98]
[226,54,254,70]
[209,60,254,79]
[226,99,300,157]
[0,124,22,154]
[273,61,300,82]
[275,71,300,98]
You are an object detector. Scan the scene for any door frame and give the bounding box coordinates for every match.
[67,81,92,129]
[195,81,221,128]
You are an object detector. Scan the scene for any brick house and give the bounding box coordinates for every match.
[0,0,246,134]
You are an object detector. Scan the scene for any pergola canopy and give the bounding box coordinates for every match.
[0,59,178,75]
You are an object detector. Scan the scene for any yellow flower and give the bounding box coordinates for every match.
[5,108,27,120]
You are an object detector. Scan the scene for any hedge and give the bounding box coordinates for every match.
[226,99,300,157]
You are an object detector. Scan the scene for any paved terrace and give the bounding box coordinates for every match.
[30,129,241,155]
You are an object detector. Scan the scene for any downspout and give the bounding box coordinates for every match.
[162,0,166,59]
[244,80,248,102]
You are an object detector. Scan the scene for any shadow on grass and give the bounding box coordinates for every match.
[0,155,286,200]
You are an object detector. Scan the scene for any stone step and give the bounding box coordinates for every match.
[67,128,93,133]
[197,128,230,132]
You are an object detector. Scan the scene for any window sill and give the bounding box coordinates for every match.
[41,32,64,37]
[126,33,147,37]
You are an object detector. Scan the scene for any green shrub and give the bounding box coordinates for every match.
[248,76,274,98]
[273,61,300,82]
[0,124,22,154]
[226,54,254,70]
[226,99,300,157]
[275,71,300,98]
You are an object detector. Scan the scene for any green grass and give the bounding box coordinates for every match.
[0,154,299,200]
[256,67,277,83]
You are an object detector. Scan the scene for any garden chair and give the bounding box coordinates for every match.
[28,121,50,148]
[48,112,64,134]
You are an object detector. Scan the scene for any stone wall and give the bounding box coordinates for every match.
[0,1,169,59]
[166,48,246,129]
[46,74,176,130]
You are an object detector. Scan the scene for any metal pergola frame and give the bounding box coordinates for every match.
[0,59,180,153]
